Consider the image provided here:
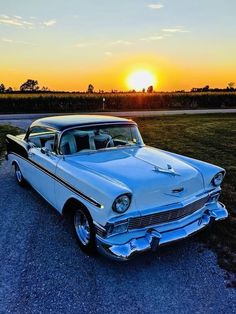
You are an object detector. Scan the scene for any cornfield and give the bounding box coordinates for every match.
[0,92,236,114]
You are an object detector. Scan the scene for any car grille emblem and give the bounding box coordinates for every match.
[172,187,184,193]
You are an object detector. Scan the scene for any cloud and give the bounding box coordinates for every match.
[140,35,163,41]
[110,40,133,45]
[139,27,190,43]
[22,21,34,26]
[1,37,35,45]
[162,27,190,33]
[0,17,22,26]
[147,4,164,9]
[43,19,56,27]
[0,14,56,29]
[1,38,13,43]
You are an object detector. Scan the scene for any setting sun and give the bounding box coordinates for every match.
[126,70,157,91]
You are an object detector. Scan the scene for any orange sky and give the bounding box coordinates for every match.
[1,1,236,91]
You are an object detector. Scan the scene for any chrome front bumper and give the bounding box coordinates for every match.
[96,202,228,261]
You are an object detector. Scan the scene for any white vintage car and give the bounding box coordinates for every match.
[6,115,228,260]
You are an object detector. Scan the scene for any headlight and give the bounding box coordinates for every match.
[112,194,131,213]
[212,172,224,186]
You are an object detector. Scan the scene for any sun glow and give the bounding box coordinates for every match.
[126,69,157,91]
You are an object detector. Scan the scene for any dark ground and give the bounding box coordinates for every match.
[0,161,236,314]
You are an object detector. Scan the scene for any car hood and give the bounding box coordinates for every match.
[67,146,205,210]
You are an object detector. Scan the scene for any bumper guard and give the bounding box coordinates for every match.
[96,202,228,261]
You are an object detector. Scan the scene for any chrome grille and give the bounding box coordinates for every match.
[128,196,209,230]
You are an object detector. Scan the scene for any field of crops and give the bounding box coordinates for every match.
[0,92,236,114]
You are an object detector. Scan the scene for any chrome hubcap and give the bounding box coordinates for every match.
[74,211,90,245]
[15,165,22,182]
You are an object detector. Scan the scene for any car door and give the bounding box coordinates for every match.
[26,126,60,208]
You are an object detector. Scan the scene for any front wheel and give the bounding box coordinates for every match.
[74,207,96,254]
[14,163,26,187]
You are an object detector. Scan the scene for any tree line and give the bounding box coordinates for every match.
[0,79,235,94]
[191,82,235,92]
[0,79,49,93]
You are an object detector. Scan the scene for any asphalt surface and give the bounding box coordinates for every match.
[1,109,236,132]
[0,108,236,126]
[0,161,236,314]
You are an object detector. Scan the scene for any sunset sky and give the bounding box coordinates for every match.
[1,0,236,91]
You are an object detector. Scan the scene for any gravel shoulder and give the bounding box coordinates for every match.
[0,161,236,314]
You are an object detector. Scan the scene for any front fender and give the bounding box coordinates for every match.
[55,158,134,225]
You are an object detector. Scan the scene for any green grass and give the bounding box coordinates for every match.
[135,113,236,273]
[0,114,235,272]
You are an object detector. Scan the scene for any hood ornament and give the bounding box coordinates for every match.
[154,164,180,176]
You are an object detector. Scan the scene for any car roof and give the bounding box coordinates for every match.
[31,115,135,131]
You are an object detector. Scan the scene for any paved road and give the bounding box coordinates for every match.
[1,109,236,120]
[1,109,236,131]
[0,161,236,313]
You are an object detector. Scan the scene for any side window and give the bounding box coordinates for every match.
[60,130,94,155]
[27,126,56,151]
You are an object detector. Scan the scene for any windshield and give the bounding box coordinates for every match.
[59,123,144,155]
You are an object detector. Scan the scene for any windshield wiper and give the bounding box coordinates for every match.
[116,143,135,148]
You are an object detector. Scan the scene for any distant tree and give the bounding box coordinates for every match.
[227,82,235,90]
[87,84,94,93]
[142,88,145,93]
[0,83,5,93]
[20,79,39,92]
[5,87,13,93]
[147,85,153,93]
[202,85,209,92]
[41,86,49,92]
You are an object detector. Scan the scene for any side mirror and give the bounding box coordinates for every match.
[28,142,36,149]
[41,147,51,156]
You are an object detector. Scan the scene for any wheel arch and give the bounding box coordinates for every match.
[62,197,89,217]
[11,159,19,167]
